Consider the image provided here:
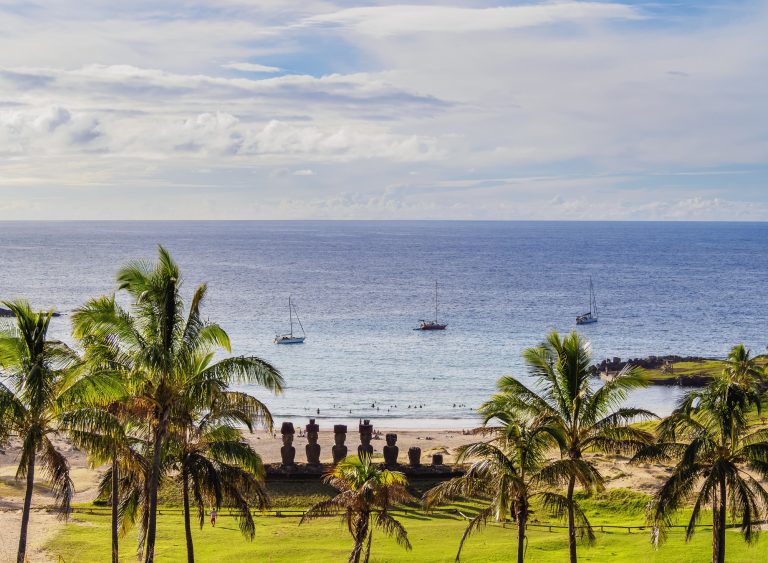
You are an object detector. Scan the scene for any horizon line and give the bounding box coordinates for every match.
[0,218,767,223]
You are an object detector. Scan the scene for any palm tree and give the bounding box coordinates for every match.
[637,344,768,563]
[71,246,284,562]
[170,391,272,563]
[721,344,764,391]
[301,454,414,563]
[481,331,655,563]
[424,412,593,562]
[61,330,151,563]
[62,400,149,563]
[0,300,115,563]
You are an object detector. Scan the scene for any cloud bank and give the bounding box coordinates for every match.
[0,1,765,219]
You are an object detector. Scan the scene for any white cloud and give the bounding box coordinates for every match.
[292,169,315,176]
[0,64,446,119]
[303,2,643,37]
[0,105,103,155]
[0,103,442,163]
[0,1,766,219]
[222,62,282,73]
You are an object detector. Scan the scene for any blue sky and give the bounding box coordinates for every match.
[0,0,766,219]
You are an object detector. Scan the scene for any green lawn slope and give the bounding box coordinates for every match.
[48,488,768,562]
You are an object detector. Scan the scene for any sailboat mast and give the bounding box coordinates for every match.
[434,280,439,323]
[289,296,293,337]
[588,277,597,316]
[592,279,598,317]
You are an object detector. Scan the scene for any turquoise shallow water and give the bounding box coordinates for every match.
[1,221,766,427]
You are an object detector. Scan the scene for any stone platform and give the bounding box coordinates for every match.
[265,462,464,481]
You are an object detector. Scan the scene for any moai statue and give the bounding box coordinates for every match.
[432,453,444,466]
[280,422,296,467]
[408,446,421,467]
[358,419,374,458]
[332,424,348,464]
[383,433,399,466]
[305,418,321,465]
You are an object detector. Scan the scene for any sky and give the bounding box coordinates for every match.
[0,0,766,220]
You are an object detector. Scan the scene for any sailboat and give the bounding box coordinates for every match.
[576,277,598,325]
[275,296,306,344]
[415,281,447,330]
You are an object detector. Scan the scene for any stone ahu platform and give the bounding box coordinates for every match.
[265,419,465,481]
[265,462,465,481]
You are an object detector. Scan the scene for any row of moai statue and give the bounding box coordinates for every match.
[279,419,442,467]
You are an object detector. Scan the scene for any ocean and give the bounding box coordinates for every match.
[1,221,766,429]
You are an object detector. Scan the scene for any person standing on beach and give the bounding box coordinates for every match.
[210,508,217,527]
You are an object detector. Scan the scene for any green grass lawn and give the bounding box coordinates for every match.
[643,359,724,383]
[643,355,768,384]
[48,489,768,563]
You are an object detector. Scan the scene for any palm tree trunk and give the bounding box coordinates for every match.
[16,453,35,563]
[144,414,168,563]
[712,475,726,563]
[712,493,718,563]
[516,498,528,563]
[566,474,577,563]
[350,513,369,563]
[362,530,373,563]
[112,454,119,563]
[182,469,195,563]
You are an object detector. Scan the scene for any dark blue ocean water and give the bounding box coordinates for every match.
[1,221,766,428]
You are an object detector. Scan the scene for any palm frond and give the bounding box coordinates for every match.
[454,504,495,562]
[374,511,412,550]
[541,491,596,544]
[39,435,74,517]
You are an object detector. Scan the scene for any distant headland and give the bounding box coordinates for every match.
[0,307,61,318]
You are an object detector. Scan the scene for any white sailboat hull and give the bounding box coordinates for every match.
[275,335,306,344]
[576,312,597,325]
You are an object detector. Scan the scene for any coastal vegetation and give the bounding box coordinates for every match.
[0,300,110,563]
[599,356,768,386]
[1,248,768,562]
[645,358,767,386]
[479,331,655,563]
[301,453,414,562]
[639,344,768,563]
[424,412,569,563]
[1,248,283,563]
